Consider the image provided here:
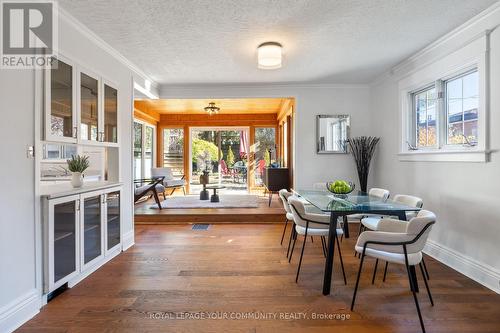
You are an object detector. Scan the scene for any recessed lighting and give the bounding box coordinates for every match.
[257,42,282,70]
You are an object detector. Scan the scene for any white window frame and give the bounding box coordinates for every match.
[398,33,490,162]
[133,119,156,179]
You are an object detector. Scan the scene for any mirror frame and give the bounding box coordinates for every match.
[316,114,350,154]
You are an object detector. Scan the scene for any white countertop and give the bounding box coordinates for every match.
[40,181,123,199]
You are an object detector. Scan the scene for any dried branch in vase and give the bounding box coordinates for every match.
[347,136,380,193]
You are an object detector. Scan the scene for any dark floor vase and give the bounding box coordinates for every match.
[348,136,380,193]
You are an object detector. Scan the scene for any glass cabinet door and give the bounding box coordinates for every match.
[103,84,118,143]
[83,195,102,265]
[106,191,120,250]
[53,200,77,283]
[80,72,99,142]
[49,58,74,140]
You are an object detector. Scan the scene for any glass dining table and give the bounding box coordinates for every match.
[295,189,421,295]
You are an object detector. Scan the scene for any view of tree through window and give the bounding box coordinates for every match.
[446,70,478,145]
[189,129,248,192]
[415,87,437,148]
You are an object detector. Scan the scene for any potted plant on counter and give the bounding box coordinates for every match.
[67,155,90,188]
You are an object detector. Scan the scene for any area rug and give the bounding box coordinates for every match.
[151,194,260,209]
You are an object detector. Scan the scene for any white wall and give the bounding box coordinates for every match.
[0,70,39,332]
[0,8,152,332]
[160,84,372,189]
[370,5,500,293]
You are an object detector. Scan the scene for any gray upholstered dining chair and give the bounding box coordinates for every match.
[351,210,436,333]
[287,196,347,284]
[151,167,186,196]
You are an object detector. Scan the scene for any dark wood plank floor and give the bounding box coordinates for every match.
[17,224,500,333]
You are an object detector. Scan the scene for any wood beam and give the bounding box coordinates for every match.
[159,113,278,127]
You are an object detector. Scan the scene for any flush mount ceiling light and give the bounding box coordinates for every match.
[257,42,282,69]
[204,102,220,115]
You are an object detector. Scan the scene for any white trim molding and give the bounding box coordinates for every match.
[0,290,41,333]
[122,230,135,251]
[425,240,500,294]
[58,6,158,90]
[397,33,491,162]
[371,2,500,86]
[398,149,490,162]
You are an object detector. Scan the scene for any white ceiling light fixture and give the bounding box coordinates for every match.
[257,42,282,70]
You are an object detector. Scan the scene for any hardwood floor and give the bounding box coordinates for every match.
[134,193,285,223]
[18,224,500,333]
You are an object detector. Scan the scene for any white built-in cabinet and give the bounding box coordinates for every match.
[44,186,121,293]
[44,55,118,146]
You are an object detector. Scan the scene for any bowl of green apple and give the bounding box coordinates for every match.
[326,180,355,196]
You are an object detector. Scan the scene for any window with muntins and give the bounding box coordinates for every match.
[445,70,479,146]
[409,68,479,150]
[413,86,437,148]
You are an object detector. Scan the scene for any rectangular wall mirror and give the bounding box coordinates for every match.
[316,114,350,154]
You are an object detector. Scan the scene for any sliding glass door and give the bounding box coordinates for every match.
[190,128,248,193]
[133,120,155,180]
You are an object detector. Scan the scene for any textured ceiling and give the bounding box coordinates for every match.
[58,0,497,84]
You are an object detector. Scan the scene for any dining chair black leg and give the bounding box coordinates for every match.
[420,262,434,306]
[371,259,379,284]
[383,261,388,282]
[295,229,308,283]
[403,247,426,333]
[311,236,314,243]
[280,218,288,245]
[289,232,297,263]
[335,234,347,285]
[320,236,327,258]
[422,256,430,280]
[351,248,366,311]
[286,226,295,258]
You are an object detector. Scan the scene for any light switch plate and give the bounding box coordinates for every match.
[27,145,35,158]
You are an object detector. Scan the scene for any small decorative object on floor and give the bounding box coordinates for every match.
[199,169,210,200]
[347,136,380,193]
[67,155,90,188]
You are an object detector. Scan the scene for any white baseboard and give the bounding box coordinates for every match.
[424,240,500,294]
[122,229,135,251]
[0,289,41,333]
